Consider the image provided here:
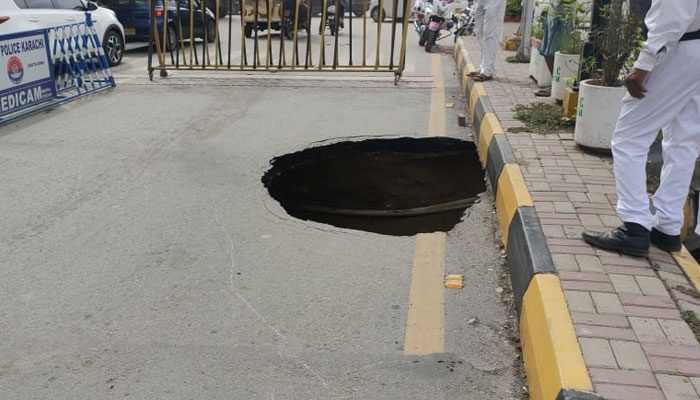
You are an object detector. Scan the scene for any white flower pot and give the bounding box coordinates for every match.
[550,52,579,101]
[528,38,551,88]
[574,79,627,150]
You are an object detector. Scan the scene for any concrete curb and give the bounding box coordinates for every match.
[453,38,597,400]
[672,247,700,294]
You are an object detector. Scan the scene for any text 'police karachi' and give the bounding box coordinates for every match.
[0,32,56,114]
[0,38,46,57]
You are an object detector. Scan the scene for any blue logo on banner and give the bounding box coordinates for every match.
[7,56,24,85]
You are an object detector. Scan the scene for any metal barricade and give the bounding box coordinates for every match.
[0,13,115,124]
[147,0,412,82]
[50,14,116,98]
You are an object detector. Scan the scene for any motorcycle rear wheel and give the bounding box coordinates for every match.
[424,30,438,52]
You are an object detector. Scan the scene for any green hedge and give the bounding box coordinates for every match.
[506,0,522,18]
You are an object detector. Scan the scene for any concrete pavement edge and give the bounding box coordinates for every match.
[672,247,700,294]
[453,37,597,400]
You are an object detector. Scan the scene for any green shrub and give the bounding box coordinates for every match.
[506,0,522,18]
[532,13,546,40]
[584,0,645,87]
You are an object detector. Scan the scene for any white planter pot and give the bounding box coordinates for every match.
[550,52,579,101]
[574,79,627,150]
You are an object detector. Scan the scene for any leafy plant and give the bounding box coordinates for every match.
[506,0,522,19]
[532,13,546,40]
[560,29,582,54]
[585,0,645,87]
[512,102,574,133]
[556,0,588,54]
[506,54,530,63]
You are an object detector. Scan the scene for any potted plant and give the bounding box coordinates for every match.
[550,1,586,102]
[574,0,644,150]
[505,0,522,22]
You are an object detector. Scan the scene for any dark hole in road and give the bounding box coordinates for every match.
[262,137,486,236]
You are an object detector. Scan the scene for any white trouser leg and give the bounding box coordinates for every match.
[478,0,506,76]
[612,41,700,230]
[653,95,700,235]
[474,0,486,72]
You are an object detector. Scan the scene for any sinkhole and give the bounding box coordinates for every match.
[262,137,487,236]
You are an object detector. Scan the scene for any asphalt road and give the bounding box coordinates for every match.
[0,20,525,399]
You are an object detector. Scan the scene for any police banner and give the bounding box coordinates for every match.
[0,30,56,116]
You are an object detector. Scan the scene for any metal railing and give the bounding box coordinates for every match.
[147,0,412,82]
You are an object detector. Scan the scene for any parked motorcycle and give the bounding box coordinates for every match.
[282,0,311,39]
[420,0,469,52]
[452,2,475,40]
[319,0,345,35]
[412,0,429,45]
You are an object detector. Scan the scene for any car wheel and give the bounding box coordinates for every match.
[370,7,384,22]
[206,19,217,40]
[103,30,123,67]
[219,3,230,16]
[166,26,178,51]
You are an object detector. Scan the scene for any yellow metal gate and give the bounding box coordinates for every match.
[147,0,412,82]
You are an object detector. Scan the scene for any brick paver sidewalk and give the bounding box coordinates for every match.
[461,37,700,400]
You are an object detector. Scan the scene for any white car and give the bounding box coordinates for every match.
[1,0,125,66]
[369,0,407,22]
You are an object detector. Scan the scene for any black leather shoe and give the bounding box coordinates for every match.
[582,222,650,257]
[650,228,682,252]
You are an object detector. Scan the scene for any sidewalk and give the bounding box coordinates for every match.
[454,36,700,400]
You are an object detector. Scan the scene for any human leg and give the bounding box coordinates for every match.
[582,43,700,255]
[613,47,700,231]
[479,0,506,77]
[652,94,700,237]
[474,0,486,73]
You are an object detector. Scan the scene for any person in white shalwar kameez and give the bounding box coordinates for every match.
[583,0,700,257]
[468,0,507,81]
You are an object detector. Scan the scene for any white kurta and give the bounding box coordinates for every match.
[612,0,700,235]
[474,0,507,76]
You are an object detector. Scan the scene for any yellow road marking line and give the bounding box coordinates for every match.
[428,54,446,138]
[405,53,447,355]
[405,232,446,354]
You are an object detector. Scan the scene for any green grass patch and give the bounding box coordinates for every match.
[681,310,700,344]
[506,55,529,64]
[512,102,574,134]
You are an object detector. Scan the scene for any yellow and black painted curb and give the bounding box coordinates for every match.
[453,38,597,400]
[672,247,700,294]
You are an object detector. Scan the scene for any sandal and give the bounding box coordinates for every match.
[534,88,551,97]
[467,71,481,77]
[473,73,492,82]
